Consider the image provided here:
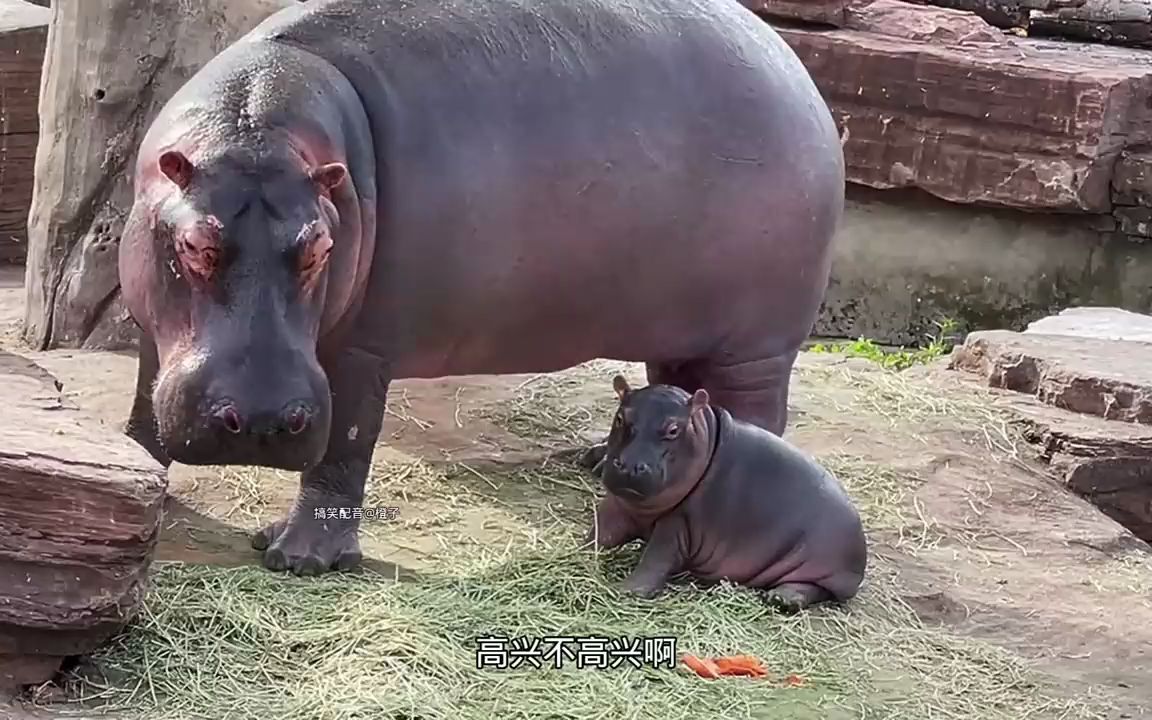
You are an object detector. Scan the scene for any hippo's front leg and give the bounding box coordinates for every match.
[618,518,684,599]
[124,333,172,469]
[252,346,390,576]
[584,495,640,550]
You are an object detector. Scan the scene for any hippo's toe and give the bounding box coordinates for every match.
[252,510,363,576]
[617,577,664,600]
[762,582,832,614]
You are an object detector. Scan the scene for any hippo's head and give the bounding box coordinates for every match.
[601,376,713,503]
[119,145,355,471]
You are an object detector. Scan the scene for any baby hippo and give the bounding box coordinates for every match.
[586,375,867,612]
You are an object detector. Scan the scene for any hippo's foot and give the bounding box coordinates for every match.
[617,575,665,600]
[761,582,832,614]
[251,500,363,576]
[584,495,641,550]
[578,442,608,475]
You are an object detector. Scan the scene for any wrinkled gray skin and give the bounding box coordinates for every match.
[119,0,845,576]
[588,376,867,612]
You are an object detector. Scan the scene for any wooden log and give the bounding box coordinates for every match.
[1038,0,1151,20]
[1030,17,1152,47]
[0,1,49,266]
[0,349,166,691]
[898,0,1032,27]
[1030,1,1152,46]
[22,0,294,352]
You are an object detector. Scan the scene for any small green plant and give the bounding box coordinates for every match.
[809,318,958,371]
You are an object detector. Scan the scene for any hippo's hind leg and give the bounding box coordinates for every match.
[761,582,833,614]
[125,333,172,468]
[252,346,389,576]
[696,348,799,436]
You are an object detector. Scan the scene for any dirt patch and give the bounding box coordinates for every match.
[0,280,1148,717]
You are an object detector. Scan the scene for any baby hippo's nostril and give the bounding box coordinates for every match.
[634,462,651,476]
[213,404,244,434]
[612,457,625,471]
[282,403,313,435]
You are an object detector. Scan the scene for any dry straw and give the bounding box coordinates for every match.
[59,355,1115,719]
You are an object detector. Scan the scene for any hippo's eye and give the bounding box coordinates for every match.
[663,423,681,441]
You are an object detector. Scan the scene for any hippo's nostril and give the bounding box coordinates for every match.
[612,457,625,471]
[282,403,312,435]
[634,463,651,476]
[213,404,244,434]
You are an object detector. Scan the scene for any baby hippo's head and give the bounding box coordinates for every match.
[601,374,711,502]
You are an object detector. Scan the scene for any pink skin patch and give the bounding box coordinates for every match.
[297,221,334,295]
[295,161,346,294]
[175,216,224,284]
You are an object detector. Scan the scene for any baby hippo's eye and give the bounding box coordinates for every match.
[663,422,681,441]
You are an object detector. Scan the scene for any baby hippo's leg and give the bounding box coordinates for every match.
[762,582,834,614]
[584,496,640,550]
[619,519,683,599]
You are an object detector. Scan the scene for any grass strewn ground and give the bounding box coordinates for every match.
[54,347,1118,720]
[77,537,1101,720]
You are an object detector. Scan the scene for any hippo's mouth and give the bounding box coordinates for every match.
[601,468,661,501]
[610,485,646,499]
[151,344,333,472]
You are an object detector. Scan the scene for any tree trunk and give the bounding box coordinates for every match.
[22,0,293,351]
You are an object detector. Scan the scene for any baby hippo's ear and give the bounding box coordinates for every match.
[612,374,631,400]
[690,389,710,414]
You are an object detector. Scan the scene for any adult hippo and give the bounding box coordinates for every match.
[119,0,845,576]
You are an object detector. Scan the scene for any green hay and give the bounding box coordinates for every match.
[42,354,1116,719]
[71,537,1106,720]
[65,454,1109,720]
[471,360,642,448]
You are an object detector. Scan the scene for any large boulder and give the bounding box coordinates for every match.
[948,329,1152,423]
[949,323,1152,546]
[0,350,166,691]
[777,18,1152,214]
[1024,306,1152,343]
[773,0,1152,239]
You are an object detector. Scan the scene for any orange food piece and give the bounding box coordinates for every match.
[713,656,768,677]
[682,654,768,679]
[785,673,807,687]
[682,654,721,678]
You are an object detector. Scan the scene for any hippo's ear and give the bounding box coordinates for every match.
[612,374,631,400]
[310,162,348,192]
[690,389,710,413]
[158,150,195,190]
